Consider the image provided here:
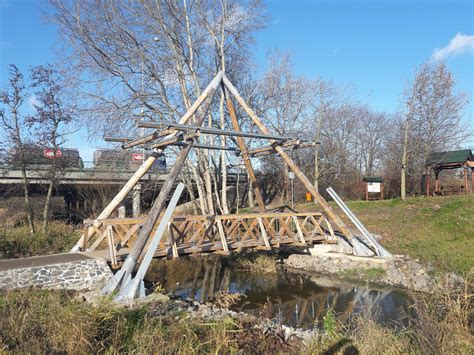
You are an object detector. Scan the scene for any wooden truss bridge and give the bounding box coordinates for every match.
[83,211,337,265]
[70,70,360,300]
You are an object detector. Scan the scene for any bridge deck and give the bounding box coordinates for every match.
[0,253,95,271]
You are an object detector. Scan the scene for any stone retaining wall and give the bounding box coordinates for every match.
[0,258,112,290]
[285,253,435,292]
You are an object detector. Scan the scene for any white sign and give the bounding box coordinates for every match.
[288,172,295,179]
[367,182,381,193]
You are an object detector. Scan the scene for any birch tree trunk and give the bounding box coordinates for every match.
[42,182,54,232]
[401,117,410,200]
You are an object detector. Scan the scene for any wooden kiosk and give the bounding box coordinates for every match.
[362,176,384,201]
[425,149,474,196]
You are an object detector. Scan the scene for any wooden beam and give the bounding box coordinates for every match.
[137,121,292,141]
[223,74,353,239]
[257,218,271,249]
[224,87,266,212]
[247,141,316,157]
[151,132,200,149]
[122,71,224,149]
[91,211,324,226]
[106,225,118,266]
[292,216,306,244]
[121,72,221,283]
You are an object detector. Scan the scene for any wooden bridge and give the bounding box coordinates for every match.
[83,211,337,265]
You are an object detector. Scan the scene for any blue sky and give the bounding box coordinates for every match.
[1,0,473,160]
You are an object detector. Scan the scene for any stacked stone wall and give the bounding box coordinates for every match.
[0,258,112,290]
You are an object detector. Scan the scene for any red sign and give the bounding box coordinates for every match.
[132,153,143,162]
[43,149,62,159]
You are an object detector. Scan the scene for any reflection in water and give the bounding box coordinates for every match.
[145,256,411,329]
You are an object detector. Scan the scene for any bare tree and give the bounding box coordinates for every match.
[258,50,311,202]
[356,108,390,176]
[400,61,469,198]
[29,64,76,232]
[0,65,36,234]
[48,0,266,215]
[306,79,355,194]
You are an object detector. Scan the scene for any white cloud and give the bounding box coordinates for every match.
[432,33,474,61]
[27,95,39,108]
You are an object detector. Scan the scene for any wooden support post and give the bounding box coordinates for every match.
[216,220,229,254]
[426,172,430,197]
[464,165,468,195]
[120,72,221,283]
[107,225,117,266]
[324,217,336,241]
[365,181,368,201]
[292,216,306,244]
[132,184,142,217]
[168,223,179,258]
[257,217,271,249]
[224,88,266,212]
[472,168,474,194]
[381,182,384,200]
[224,86,278,239]
[223,75,353,239]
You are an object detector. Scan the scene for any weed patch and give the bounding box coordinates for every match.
[232,252,279,274]
[0,221,79,258]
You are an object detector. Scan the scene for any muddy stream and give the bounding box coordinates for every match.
[144,255,412,330]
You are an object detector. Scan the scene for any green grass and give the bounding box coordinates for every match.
[341,267,386,281]
[0,221,80,259]
[299,194,473,274]
[345,195,474,274]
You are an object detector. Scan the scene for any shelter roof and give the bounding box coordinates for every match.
[426,149,473,168]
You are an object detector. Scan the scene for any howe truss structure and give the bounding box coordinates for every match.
[83,211,337,265]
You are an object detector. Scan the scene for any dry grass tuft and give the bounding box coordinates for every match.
[233,252,279,274]
[407,271,473,354]
[213,291,246,308]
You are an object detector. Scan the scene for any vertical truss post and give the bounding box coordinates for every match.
[216,220,229,254]
[224,87,266,212]
[168,222,179,258]
[223,75,353,239]
[106,225,117,266]
[292,216,306,244]
[257,217,271,249]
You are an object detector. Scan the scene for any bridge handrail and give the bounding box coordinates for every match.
[84,211,324,226]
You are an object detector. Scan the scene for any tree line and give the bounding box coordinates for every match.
[1,65,76,234]
[1,0,471,231]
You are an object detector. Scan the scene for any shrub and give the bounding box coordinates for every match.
[0,221,79,258]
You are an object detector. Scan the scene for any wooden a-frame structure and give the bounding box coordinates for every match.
[72,71,353,279]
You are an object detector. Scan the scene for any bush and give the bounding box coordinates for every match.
[0,221,79,259]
